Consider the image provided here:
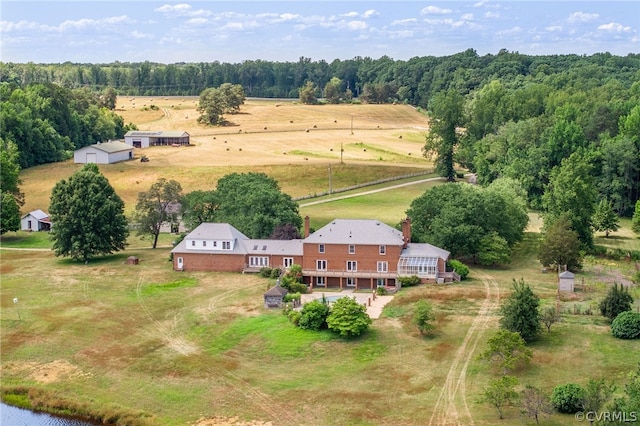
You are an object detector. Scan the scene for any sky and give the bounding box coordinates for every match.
[1,1,638,64]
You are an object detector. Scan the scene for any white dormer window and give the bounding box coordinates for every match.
[191,241,195,247]
[203,241,207,247]
[222,241,231,250]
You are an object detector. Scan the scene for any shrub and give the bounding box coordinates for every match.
[376,286,387,295]
[551,383,585,413]
[270,268,282,279]
[611,311,640,339]
[398,275,421,287]
[259,267,274,278]
[288,282,308,294]
[326,296,372,337]
[448,259,470,280]
[287,310,301,326]
[283,293,301,303]
[298,299,330,331]
[599,283,633,322]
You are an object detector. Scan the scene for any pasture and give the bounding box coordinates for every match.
[3,99,640,425]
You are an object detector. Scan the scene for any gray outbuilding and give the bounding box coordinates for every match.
[74,141,134,164]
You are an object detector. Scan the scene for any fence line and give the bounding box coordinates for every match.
[293,170,433,202]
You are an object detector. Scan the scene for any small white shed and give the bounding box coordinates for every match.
[558,270,575,292]
[74,141,134,164]
[21,209,51,231]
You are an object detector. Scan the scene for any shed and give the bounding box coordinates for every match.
[74,141,134,164]
[263,284,288,309]
[124,131,190,148]
[558,270,575,292]
[21,209,51,231]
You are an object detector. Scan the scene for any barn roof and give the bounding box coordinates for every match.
[77,141,133,154]
[125,131,189,137]
[21,209,49,221]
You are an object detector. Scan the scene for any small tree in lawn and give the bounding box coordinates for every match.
[479,375,519,419]
[412,299,435,335]
[538,213,583,271]
[592,199,620,237]
[540,306,560,333]
[599,283,633,323]
[297,299,330,331]
[133,178,183,249]
[520,385,553,425]
[581,378,616,425]
[326,296,371,337]
[500,279,541,342]
[632,200,640,234]
[479,329,532,375]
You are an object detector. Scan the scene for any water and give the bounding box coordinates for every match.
[0,402,96,426]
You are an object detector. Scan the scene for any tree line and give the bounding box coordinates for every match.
[2,50,638,103]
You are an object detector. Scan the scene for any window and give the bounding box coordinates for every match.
[316,276,325,286]
[347,261,357,271]
[348,245,355,254]
[191,240,195,247]
[376,278,386,287]
[222,241,231,250]
[346,277,356,287]
[250,256,269,267]
[379,245,386,255]
[283,257,294,268]
[202,241,207,247]
[213,241,217,247]
[377,261,388,273]
[316,260,327,271]
[318,244,325,253]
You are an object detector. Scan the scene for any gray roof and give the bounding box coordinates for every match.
[559,270,575,278]
[125,131,189,137]
[78,141,133,154]
[171,223,249,254]
[246,239,303,256]
[21,209,49,220]
[304,219,404,245]
[401,243,450,260]
[264,285,289,297]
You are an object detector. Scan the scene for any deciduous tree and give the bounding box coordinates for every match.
[133,178,183,249]
[423,89,464,181]
[479,329,532,374]
[538,214,583,271]
[592,199,620,237]
[520,385,553,425]
[479,375,519,419]
[326,296,371,337]
[49,163,128,262]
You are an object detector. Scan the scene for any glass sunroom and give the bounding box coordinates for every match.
[397,256,439,279]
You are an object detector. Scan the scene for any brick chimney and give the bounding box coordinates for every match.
[401,217,411,248]
[304,215,310,238]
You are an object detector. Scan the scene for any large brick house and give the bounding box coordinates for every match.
[171,217,455,291]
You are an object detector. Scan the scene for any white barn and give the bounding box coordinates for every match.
[74,141,134,164]
[21,209,51,231]
[124,131,190,148]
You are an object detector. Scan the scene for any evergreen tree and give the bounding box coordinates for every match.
[500,279,541,342]
[49,163,128,262]
[599,283,634,323]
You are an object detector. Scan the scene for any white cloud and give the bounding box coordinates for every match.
[363,10,379,19]
[545,25,563,32]
[342,11,359,18]
[347,21,367,31]
[597,22,631,33]
[186,18,208,25]
[461,14,474,21]
[155,4,192,14]
[567,12,599,24]
[484,11,500,19]
[131,30,153,39]
[421,6,453,15]
[391,18,417,26]
[497,26,523,36]
[279,13,301,22]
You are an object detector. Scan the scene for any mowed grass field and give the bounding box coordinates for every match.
[3,99,640,425]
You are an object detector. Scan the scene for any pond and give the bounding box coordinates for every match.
[0,402,98,426]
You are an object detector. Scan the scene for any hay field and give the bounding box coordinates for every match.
[19,98,433,214]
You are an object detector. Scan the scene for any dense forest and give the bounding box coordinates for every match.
[1,50,639,238]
